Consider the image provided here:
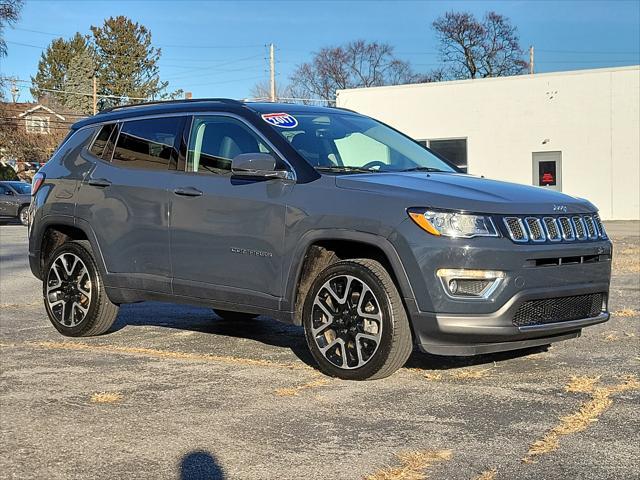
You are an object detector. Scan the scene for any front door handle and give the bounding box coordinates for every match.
[173,187,203,197]
[88,178,112,188]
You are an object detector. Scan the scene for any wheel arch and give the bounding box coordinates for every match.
[35,216,108,280]
[284,230,417,326]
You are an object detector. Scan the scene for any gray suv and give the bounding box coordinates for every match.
[28,99,612,380]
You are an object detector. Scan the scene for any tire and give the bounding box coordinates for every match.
[43,240,118,337]
[18,206,29,226]
[302,259,413,380]
[213,309,259,321]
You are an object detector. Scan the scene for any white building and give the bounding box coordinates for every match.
[336,66,640,220]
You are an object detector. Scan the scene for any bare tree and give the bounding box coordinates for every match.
[248,80,295,102]
[0,0,23,57]
[290,40,425,105]
[433,11,528,79]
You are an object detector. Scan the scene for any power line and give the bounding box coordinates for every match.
[5,78,148,100]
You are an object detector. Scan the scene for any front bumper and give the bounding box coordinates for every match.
[410,283,609,355]
[391,219,612,355]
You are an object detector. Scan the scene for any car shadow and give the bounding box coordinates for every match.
[110,302,317,368]
[109,302,549,373]
[179,450,225,480]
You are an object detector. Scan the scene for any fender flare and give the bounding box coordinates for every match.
[32,214,109,279]
[282,229,417,321]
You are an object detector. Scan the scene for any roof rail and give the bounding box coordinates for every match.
[98,98,245,115]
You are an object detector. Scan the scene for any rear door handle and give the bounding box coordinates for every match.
[88,178,112,188]
[173,187,203,197]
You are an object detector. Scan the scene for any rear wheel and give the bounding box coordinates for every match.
[18,206,29,226]
[213,309,259,321]
[43,240,118,336]
[302,259,413,380]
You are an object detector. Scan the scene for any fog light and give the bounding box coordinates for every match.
[436,269,505,299]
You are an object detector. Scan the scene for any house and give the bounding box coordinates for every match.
[0,100,85,168]
[0,101,84,135]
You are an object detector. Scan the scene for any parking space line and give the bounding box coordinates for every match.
[4,341,314,371]
[522,375,639,463]
[363,449,452,480]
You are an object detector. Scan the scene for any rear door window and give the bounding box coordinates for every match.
[112,117,184,171]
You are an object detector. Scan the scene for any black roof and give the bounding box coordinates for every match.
[72,99,356,130]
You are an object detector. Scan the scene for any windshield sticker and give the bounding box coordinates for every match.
[262,112,298,129]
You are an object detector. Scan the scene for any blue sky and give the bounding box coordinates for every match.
[1,0,639,102]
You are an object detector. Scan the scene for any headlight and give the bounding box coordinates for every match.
[408,208,498,238]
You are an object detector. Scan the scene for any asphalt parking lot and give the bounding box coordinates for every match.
[1,221,638,480]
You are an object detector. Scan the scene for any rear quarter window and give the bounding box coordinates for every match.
[89,123,118,159]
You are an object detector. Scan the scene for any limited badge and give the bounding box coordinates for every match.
[261,112,298,128]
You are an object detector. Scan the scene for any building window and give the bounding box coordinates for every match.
[423,138,468,173]
[532,151,562,192]
[25,116,50,134]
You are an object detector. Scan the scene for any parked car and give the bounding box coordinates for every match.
[0,181,31,225]
[28,99,612,380]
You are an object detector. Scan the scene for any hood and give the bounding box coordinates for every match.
[335,172,596,215]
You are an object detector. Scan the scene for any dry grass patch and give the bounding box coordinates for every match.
[31,341,311,371]
[420,367,493,381]
[613,308,639,318]
[603,331,636,341]
[90,391,123,404]
[364,449,452,480]
[474,468,497,480]
[523,375,640,463]
[274,378,329,397]
[449,368,492,380]
[612,247,640,274]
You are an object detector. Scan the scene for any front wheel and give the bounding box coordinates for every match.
[43,240,119,337]
[302,259,413,380]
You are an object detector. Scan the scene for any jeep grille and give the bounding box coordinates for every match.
[502,214,606,244]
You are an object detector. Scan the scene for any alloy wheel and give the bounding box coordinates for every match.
[19,208,29,225]
[310,275,383,369]
[46,253,92,327]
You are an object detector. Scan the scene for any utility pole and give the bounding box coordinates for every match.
[529,45,535,75]
[10,78,19,103]
[269,43,276,102]
[92,76,97,115]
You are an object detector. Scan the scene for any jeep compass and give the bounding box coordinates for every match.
[28,99,612,380]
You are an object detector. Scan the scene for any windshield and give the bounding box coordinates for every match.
[267,112,457,174]
[9,182,31,194]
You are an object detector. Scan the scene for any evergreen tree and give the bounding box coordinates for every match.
[90,16,174,106]
[30,33,92,105]
[65,49,96,114]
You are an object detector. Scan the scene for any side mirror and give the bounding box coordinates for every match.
[231,153,293,180]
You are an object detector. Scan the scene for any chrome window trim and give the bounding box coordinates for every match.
[503,217,529,242]
[524,217,546,242]
[74,111,297,182]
